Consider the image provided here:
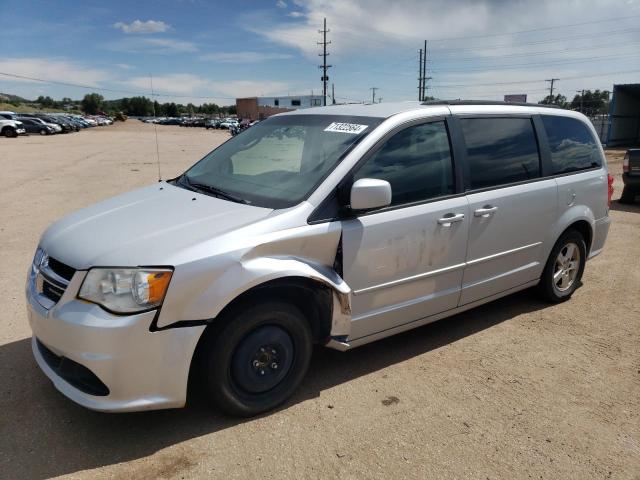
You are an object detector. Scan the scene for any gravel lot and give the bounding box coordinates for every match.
[1,121,638,479]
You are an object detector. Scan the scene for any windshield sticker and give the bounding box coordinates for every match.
[324,122,368,134]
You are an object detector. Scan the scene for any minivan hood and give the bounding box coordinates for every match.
[40,182,273,269]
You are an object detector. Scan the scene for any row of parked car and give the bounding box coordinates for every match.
[0,111,113,138]
[141,116,257,130]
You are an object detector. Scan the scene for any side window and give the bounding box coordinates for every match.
[354,121,454,206]
[541,115,600,174]
[460,117,541,190]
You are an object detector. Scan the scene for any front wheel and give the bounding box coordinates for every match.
[538,230,586,303]
[3,127,17,138]
[200,301,312,417]
[40,129,47,135]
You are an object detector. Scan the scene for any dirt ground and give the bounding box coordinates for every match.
[0,121,638,480]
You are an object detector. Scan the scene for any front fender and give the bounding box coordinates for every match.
[156,255,352,338]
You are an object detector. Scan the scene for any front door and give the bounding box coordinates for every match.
[341,119,469,340]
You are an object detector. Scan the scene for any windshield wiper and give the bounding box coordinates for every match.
[178,175,250,204]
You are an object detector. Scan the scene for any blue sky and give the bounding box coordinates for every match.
[1,0,639,105]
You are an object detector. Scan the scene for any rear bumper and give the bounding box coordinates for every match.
[27,271,205,412]
[589,215,611,259]
[622,173,640,188]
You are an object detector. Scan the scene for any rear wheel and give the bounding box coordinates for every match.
[538,230,586,303]
[619,186,637,204]
[200,301,312,417]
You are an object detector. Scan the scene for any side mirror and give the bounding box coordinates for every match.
[350,178,392,211]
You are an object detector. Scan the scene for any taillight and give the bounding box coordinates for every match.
[623,152,630,173]
[607,173,614,207]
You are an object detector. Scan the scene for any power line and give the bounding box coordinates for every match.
[430,69,640,88]
[317,17,332,107]
[430,40,640,63]
[430,52,640,73]
[429,27,639,54]
[0,71,238,100]
[426,14,640,43]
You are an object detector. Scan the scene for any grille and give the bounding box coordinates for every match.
[37,256,75,305]
[42,280,65,303]
[48,257,75,281]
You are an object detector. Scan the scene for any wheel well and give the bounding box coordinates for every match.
[201,277,333,345]
[187,277,334,394]
[565,220,592,254]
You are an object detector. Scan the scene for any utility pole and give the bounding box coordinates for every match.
[417,41,432,101]
[370,87,378,103]
[576,89,585,113]
[546,78,560,99]
[418,48,423,101]
[318,18,332,106]
[422,40,432,101]
[332,83,335,105]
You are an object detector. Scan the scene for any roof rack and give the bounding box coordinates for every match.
[421,99,561,109]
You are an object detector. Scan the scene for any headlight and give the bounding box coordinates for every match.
[79,268,173,313]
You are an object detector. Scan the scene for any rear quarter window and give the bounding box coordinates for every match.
[541,115,601,174]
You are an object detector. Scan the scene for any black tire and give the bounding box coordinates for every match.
[2,127,17,138]
[538,229,586,303]
[619,186,637,204]
[39,129,47,135]
[200,301,312,417]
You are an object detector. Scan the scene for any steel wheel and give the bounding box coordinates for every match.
[553,242,580,293]
[230,325,294,394]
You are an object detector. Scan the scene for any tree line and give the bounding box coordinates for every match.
[80,93,236,116]
[538,89,610,116]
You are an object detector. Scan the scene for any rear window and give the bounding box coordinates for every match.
[460,117,541,190]
[541,115,601,174]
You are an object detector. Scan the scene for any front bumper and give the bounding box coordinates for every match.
[27,270,205,412]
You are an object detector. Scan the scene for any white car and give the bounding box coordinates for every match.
[219,119,239,129]
[0,118,25,137]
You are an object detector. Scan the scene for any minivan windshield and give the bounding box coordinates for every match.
[176,114,382,208]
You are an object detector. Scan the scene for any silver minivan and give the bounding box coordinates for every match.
[26,101,611,416]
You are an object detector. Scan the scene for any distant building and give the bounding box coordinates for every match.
[607,83,640,146]
[236,95,324,121]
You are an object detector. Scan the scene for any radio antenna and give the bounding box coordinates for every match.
[150,73,162,181]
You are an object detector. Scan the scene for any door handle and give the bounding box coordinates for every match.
[437,213,465,226]
[474,205,498,217]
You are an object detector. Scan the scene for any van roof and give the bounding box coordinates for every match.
[281,100,570,119]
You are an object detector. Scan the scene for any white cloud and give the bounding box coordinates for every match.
[198,51,292,63]
[0,58,109,87]
[276,0,287,8]
[252,0,639,58]
[113,20,170,34]
[114,63,133,70]
[105,37,198,54]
